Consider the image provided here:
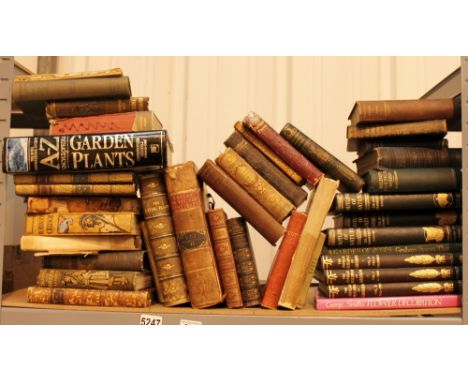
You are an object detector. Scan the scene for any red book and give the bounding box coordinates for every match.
[49,111,162,135]
[243,112,323,186]
[316,294,461,310]
[261,211,307,309]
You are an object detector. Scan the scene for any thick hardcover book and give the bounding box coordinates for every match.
[280,123,365,192]
[279,177,340,310]
[165,162,224,308]
[43,251,146,271]
[36,269,152,291]
[243,112,323,186]
[16,184,137,196]
[333,210,461,228]
[3,130,167,174]
[227,217,262,307]
[319,280,462,298]
[207,209,244,308]
[50,111,163,136]
[14,172,134,185]
[26,196,141,214]
[224,131,307,207]
[15,68,123,82]
[27,286,152,307]
[261,211,307,309]
[216,148,295,222]
[197,160,284,245]
[356,138,449,157]
[234,121,304,185]
[326,225,462,248]
[46,97,149,119]
[364,168,462,193]
[316,294,462,310]
[333,192,461,213]
[24,212,139,236]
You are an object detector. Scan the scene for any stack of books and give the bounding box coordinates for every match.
[316,98,463,310]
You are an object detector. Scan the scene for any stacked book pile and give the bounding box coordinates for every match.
[316,98,463,310]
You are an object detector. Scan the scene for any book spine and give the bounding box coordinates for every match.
[364,168,462,194]
[356,138,448,157]
[216,148,295,222]
[372,147,461,169]
[224,131,307,207]
[197,160,284,245]
[261,211,307,309]
[14,172,135,185]
[319,252,462,270]
[319,280,462,298]
[227,217,262,307]
[16,184,137,196]
[15,68,123,82]
[24,212,140,236]
[3,130,167,174]
[280,123,365,192]
[333,192,461,212]
[27,286,151,307]
[165,162,224,308]
[207,209,244,308]
[243,112,323,186]
[326,225,462,247]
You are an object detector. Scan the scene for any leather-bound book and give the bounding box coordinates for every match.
[216,148,295,222]
[16,184,137,197]
[356,138,449,157]
[197,160,284,245]
[27,286,152,307]
[224,131,307,207]
[207,208,244,308]
[46,97,149,119]
[280,123,365,192]
[227,217,262,307]
[261,211,307,309]
[15,68,123,82]
[14,172,135,185]
[165,162,223,308]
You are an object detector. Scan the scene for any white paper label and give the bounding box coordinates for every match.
[139,314,163,325]
[179,319,202,325]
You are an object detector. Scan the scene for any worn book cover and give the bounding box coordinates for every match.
[15,68,123,82]
[14,172,135,185]
[16,184,137,196]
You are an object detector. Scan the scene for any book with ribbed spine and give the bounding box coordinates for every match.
[16,184,137,196]
[356,138,449,157]
[14,172,135,185]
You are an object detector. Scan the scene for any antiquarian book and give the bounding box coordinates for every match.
[364,168,462,193]
[326,225,462,248]
[234,121,304,185]
[16,184,137,196]
[280,123,365,192]
[27,196,141,214]
[332,192,461,213]
[3,131,167,174]
[261,211,307,309]
[333,211,461,228]
[227,217,262,307]
[348,99,457,126]
[197,160,284,245]
[319,251,463,270]
[15,68,123,82]
[356,138,449,157]
[27,286,152,307]
[50,111,163,136]
[279,177,340,310]
[165,162,223,308]
[355,147,461,175]
[24,212,140,236]
[243,112,323,186]
[14,172,134,185]
[316,294,462,310]
[207,209,244,308]
[43,251,146,271]
[224,131,307,207]
[46,97,149,119]
[216,148,295,222]
[36,269,152,291]
[319,280,462,298]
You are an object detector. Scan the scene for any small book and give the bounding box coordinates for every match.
[356,138,449,157]
[15,68,123,82]
[15,184,137,197]
[14,172,135,185]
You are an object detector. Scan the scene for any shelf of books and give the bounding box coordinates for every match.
[0,56,466,325]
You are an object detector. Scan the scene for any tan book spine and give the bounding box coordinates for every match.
[16,184,136,196]
[24,212,140,236]
[346,120,448,139]
[14,172,135,185]
[15,68,123,82]
[216,148,295,222]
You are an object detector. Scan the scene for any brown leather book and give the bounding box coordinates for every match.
[227,217,262,307]
[224,131,307,207]
[207,209,244,308]
[14,172,135,185]
[356,138,449,157]
[216,148,295,222]
[243,112,324,186]
[15,68,123,82]
[165,162,223,308]
[197,160,284,245]
[261,211,307,309]
[16,184,137,196]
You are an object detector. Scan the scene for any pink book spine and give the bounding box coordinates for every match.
[316,294,461,310]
